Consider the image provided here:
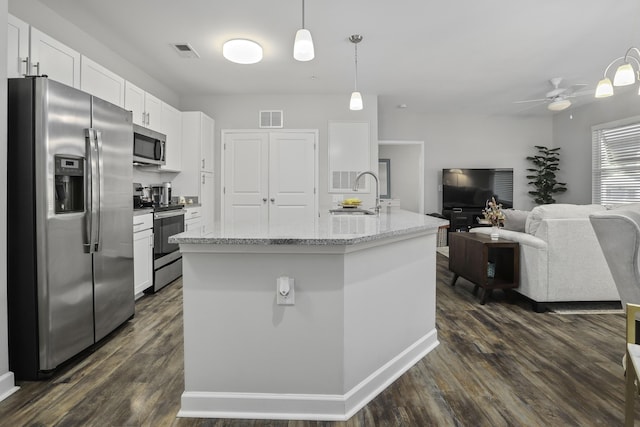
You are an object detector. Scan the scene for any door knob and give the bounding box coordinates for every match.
[262,198,267,202]
[270,198,275,203]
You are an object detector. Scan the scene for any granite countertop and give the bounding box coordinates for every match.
[169,209,449,246]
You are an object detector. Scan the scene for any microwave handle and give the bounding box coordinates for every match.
[160,140,165,162]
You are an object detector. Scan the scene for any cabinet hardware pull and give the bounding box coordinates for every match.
[133,222,144,226]
[202,159,205,169]
[270,198,275,203]
[32,61,40,76]
[263,198,267,202]
[21,58,29,76]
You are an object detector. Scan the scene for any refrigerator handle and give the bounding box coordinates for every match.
[84,129,99,253]
[95,130,104,252]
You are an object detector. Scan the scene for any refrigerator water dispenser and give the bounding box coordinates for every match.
[54,155,84,213]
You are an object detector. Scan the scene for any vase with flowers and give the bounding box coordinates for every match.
[483,197,505,240]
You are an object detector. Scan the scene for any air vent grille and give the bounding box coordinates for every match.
[172,43,200,58]
[259,110,283,128]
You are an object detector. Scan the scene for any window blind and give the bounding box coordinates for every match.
[493,169,514,205]
[592,120,640,205]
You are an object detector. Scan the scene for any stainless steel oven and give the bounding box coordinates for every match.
[149,207,184,292]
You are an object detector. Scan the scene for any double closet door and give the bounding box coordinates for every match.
[222,131,317,235]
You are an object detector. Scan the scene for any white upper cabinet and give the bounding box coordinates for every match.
[159,102,182,172]
[29,27,81,88]
[7,14,29,78]
[200,113,214,173]
[80,56,125,107]
[125,80,162,129]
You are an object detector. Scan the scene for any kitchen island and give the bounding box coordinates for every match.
[170,210,447,421]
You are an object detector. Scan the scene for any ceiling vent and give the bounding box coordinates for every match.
[259,110,283,128]
[172,43,200,58]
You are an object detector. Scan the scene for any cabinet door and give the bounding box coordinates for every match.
[268,132,316,233]
[30,27,81,88]
[159,102,182,172]
[133,228,153,296]
[200,172,214,234]
[144,92,162,130]
[200,113,215,173]
[223,132,269,235]
[80,56,125,107]
[7,14,29,78]
[125,81,145,126]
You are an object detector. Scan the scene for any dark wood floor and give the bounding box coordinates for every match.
[0,253,636,426]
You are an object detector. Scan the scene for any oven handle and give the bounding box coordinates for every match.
[154,209,186,219]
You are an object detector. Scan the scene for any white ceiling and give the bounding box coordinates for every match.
[39,0,640,116]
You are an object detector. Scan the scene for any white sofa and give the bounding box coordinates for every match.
[470,204,619,311]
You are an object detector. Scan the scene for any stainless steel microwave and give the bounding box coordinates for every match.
[133,124,166,166]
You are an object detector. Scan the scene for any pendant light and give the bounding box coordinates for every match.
[349,34,363,111]
[293,0,314,61]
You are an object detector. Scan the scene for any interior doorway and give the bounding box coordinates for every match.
[378,140,425,214]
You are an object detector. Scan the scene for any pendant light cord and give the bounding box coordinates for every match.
[354,42,359,91]
[302,0,306,29]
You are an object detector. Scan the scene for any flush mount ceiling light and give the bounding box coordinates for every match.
[349,34,363,111]
[223,39,263,64]
[547,98,572,111]
[293,0,314,61]
[596,47,640,98]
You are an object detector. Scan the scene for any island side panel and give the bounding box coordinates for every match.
[181,251,346,395]
[343,232,438,393]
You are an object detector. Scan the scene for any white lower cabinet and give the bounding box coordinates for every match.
[184,206,203,232]
[133,213,153,298]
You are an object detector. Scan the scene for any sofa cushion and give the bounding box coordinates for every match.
[503,209,529,232]
[525,204,607,235]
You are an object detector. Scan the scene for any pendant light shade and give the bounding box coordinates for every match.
[294,28,314,61]
[223,39,263,64]
[349,35,363,111]
[350,91,363,110]
[613,62,636,86]
[294,0,314,61]
[595,77,614,98]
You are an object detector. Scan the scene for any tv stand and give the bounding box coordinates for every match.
[443,208,485,232]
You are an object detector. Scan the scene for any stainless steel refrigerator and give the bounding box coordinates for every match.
[7,77,134,380]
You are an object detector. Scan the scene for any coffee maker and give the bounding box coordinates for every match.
[151,182,172,206]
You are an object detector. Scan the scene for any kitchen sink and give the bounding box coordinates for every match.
[329,208,375,215]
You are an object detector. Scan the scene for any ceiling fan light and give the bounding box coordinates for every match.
[595,78,614,98]
[547,99,571,111]
[613,63,636,86]
[294,29,314,61]
[350,91,363,110]
[223,39,263,64]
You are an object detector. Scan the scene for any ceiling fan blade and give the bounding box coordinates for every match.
[513,98,547,104]
[563,83,588,95]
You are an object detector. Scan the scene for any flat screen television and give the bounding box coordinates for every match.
[442,168,513,210]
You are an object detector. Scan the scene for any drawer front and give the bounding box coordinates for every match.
[185,207,202,220]
[133,213,153,232]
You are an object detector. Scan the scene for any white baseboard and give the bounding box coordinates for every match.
[0,371,19,403]
[178,329,439,421]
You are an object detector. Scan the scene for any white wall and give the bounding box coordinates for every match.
[378,108,553,212]
[379,144,421,213]
[552,88,640,204]
[8,0,179,106]
[180,93,379,217]
[0,0,18,402]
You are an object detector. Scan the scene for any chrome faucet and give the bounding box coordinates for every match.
[353,171,380,213]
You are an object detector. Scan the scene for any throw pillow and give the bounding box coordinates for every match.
[503,209,529,232]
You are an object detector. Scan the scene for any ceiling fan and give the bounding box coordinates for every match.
[514,77,589,111]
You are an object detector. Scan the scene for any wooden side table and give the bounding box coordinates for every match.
[448,232,520,304]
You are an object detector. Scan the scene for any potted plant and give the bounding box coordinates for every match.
[526,145,567,204]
